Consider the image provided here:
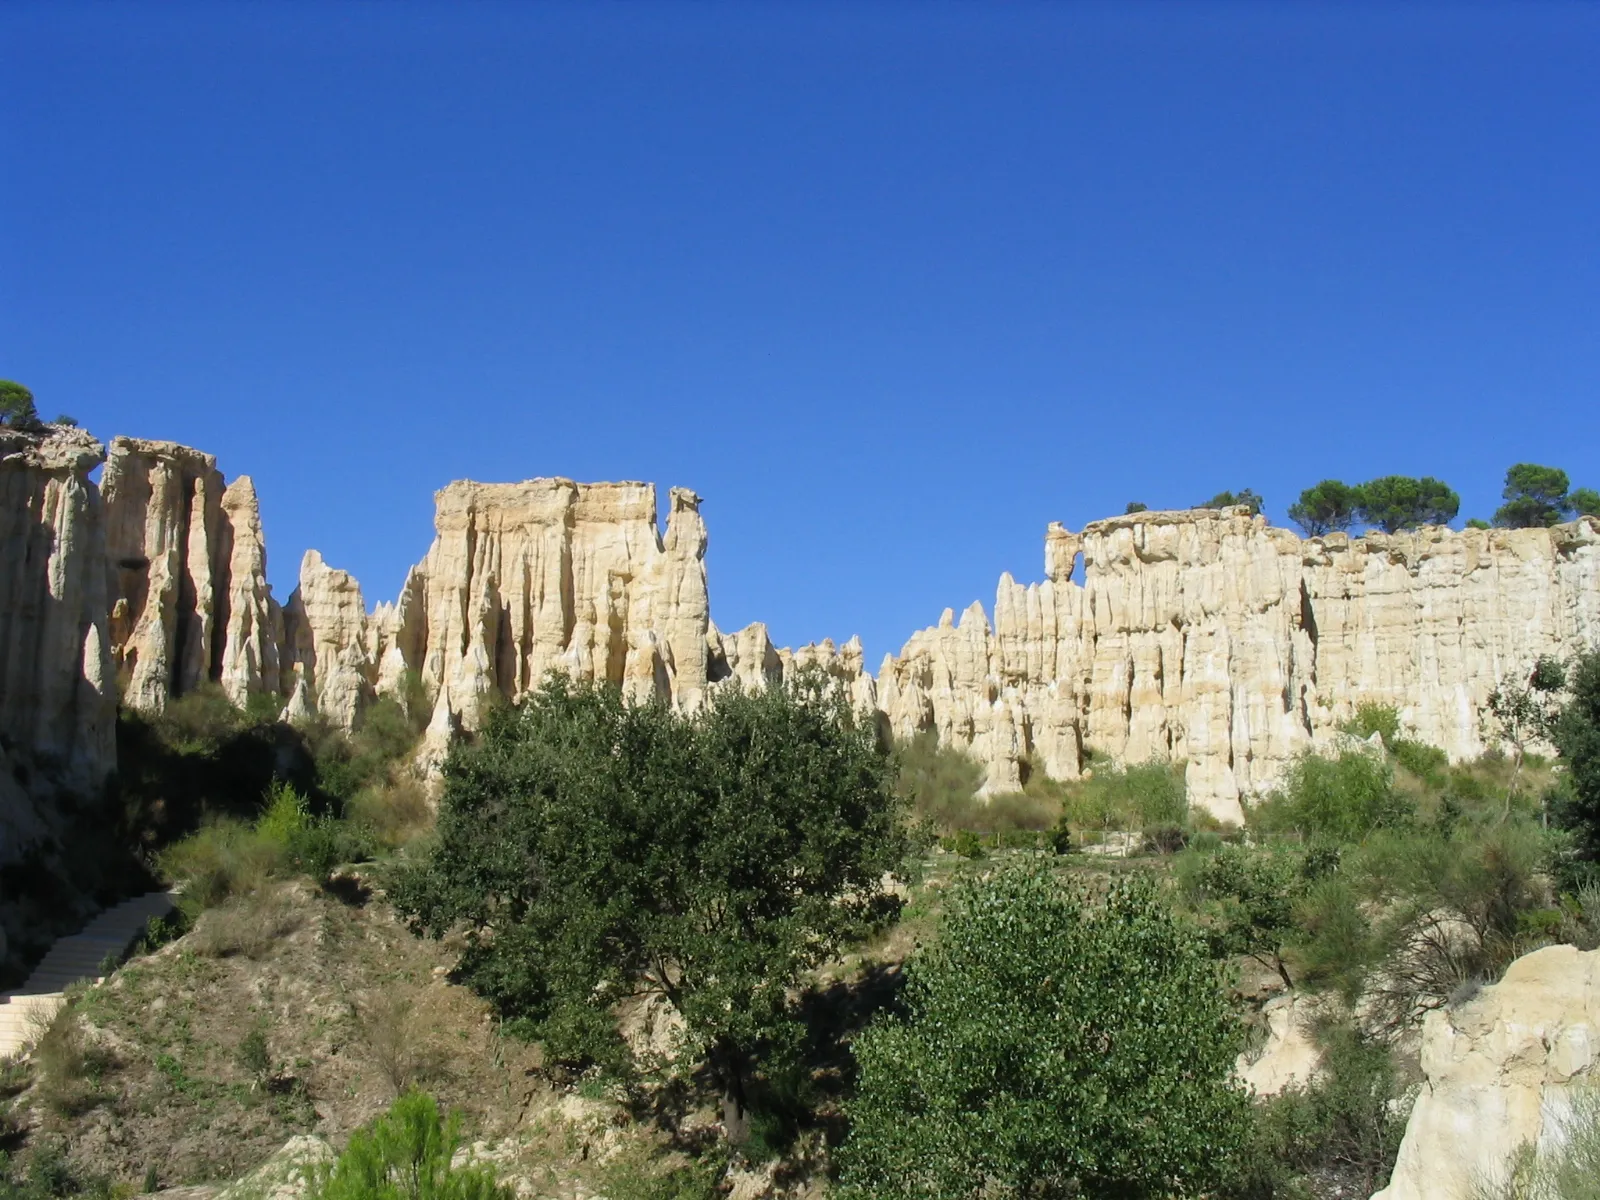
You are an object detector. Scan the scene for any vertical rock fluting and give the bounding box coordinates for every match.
[103,438,283,713]
[0,427,116,865]
[879,507,1600,821]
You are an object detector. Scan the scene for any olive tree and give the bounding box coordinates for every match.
[389,671,909,1141]
[838,865,1252,1199]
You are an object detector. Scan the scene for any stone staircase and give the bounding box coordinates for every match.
[0,889,180,1059]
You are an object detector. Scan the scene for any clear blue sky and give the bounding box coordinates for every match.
[4,2,1597,663]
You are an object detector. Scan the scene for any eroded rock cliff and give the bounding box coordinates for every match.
[103,437,282,712]
[0,426,116,865]
[880,507,1600,821]
[1373,943,1600,1200]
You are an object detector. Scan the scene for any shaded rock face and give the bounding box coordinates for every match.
[1374,943,1600,1200]
[879,507,1600,821]
[0,427,116,866]
[103,437,281,712]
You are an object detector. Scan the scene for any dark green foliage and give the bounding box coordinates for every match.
[1251,749,1409,844]
[1467,517,1491,529]
[1494,463,1573,529]
[0,1144,111,1200]
[1552,651,1600,859]
[390,671,909,1136]
[1249,1020,1412,1197]
[308,1091,513,1200]
[1178,841,1306,988]
[1293,822,1553,1033]
[1198,488,1264,516]
[1124,501,1148,514]
[1572,487,1600,518]
[1046,758,1189,845]
[1288,479,1360,536]
[0,381,38,429]
[1354,475,1460,533]
[839,866,1252,1199]
[1392,738,1448,785]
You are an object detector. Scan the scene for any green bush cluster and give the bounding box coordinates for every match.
[308,1091,512,1200]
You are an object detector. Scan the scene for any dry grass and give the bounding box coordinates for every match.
[28,998,114,1117]
[191,885,305,959]
[347,775,435,850]
[352,985,453,1096]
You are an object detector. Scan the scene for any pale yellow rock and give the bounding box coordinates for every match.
[0,426,116,861]
[216,477,282,706]
[102,436,228,711]
[1238,993,1323,1097]
[879,509,1600,820]
[1373,943,1600,1200]
[283,550,371,728]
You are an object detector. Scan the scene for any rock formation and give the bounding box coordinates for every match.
[1374,943,1600,1200]
[103,437,282,712]
[82,441,1600,820]
[879,507,1600,821]
[0,426,116,865]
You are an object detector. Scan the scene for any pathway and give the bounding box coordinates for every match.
[0,889,180,1058]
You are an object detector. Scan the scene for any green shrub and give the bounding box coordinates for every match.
[1250,1019,1412,1197]
[1474,1087,1600,1200]
[1342,702,1402,746]
[1050,758,1189,842]
[839,865,1253,1199]
[1252,749,1409,844]
[1178,841,1304,988]
[307,1091,512,1200]
[894,732,987,830]
[349,777,434,850]
[1394,739,1449,784]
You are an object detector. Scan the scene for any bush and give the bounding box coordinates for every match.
[1177,841,1305,988]
[1252,749,1409,844]
[308,1091,512,1200]
[838,865,1253,1199]
[191,885,305,959]
[894,731,987,831]
[1342,702,1401,746]
[1250,1019,1413,1197]
[1475,1087,1600,1200]
[1050,758,1189,844]
[29,1000,114,1117]
[349,777,434,850]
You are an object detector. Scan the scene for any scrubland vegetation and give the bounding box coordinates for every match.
[5,651,1600,1200]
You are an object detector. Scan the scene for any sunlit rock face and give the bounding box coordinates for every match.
[102,436,282,713]
[91,439,1600,821]
[878,508,1600,821]
[1373,943,1600,1200]
[0,426,116,864]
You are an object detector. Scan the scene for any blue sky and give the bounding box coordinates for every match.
[4,2,1597,663]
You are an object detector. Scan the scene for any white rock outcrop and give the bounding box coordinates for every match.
[1374,943,1600,1200]
[0,426,117,864]
[879,507,1600,821]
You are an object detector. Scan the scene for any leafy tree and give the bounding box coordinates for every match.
[1288,479,1360,537]
[1354,476,1460,533]
[1552,651,1600,860]
[50,414,77,427]
[1494,463,1572,529]
[1197,488,1264,516]
[1466,517,1491,530]
[1486,656,1567,816]
[838,865,1252,1200]
[1124,501,1148,514]
[0,380,38,428]
[1569,487,1600,518]
[1178,841,1307,988]
[390,671,909,1141]
[309,1090,513,1200]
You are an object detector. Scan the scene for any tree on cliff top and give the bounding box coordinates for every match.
[1197,488,1264,516]
[1289,479,1360,536]
[0,380,38,428]
[1354,475,1459,533]
[1494,463,1576,529]
[389,670,909,1142]
[838,866,1251,1200]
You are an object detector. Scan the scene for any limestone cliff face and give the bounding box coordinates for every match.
[1373,943,1600,1200]
[880,507,1600,821]
[102,437,282,712]
[0,427,116,865]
